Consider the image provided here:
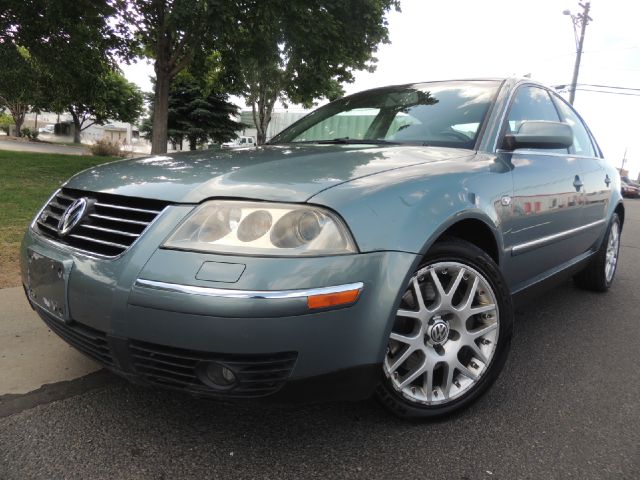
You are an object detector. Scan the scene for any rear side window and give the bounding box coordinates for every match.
[553,97,597,157]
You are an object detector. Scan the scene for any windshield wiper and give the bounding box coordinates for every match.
[312,137,400,145]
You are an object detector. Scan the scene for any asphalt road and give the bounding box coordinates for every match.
[1,201,639,480]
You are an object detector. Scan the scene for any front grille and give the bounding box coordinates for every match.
[35,188,169,257]
[129,340,298,398]
[39,310,114,367]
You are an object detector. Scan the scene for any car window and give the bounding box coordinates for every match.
[553,97,596,157]
[270,81,500,148]
[505,85,567,153]
[296,108,381,141]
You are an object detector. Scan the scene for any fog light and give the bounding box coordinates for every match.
[199,362,237,389]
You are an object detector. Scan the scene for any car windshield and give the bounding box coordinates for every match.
[270,80,500,149]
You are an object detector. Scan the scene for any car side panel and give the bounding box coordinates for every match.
[499,151,590,287]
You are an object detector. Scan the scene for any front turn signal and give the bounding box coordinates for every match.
[307,288,361,309]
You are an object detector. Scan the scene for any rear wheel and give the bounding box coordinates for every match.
[377,238,513,419]
[574,214,621,292]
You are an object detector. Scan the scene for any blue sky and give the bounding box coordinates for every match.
[121,0,640,177]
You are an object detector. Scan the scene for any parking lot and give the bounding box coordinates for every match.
[1,200,638,480]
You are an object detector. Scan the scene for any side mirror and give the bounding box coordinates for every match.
[502,121,573,151]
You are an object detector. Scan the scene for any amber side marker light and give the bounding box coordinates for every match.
[307,288,362,309]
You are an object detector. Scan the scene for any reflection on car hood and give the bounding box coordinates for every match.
[64,144,474,203]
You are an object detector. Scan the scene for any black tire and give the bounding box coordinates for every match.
[376,237,513,420]
[573,213,621,292]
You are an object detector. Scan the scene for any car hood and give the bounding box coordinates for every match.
[64,144,474,203]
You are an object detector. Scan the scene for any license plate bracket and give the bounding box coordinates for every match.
[27,249,72,322]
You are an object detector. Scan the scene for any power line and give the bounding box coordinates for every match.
[575,88,640,97]
[578,83,640,92]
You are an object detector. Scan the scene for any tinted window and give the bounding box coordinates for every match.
[270,81,499,149]
[553,97,596,157]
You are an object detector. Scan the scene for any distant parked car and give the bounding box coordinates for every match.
[38,125,55,134]
[22,78,624,419]
[222,136,256,148]
[621,181,640,198]
[621,175,640,188]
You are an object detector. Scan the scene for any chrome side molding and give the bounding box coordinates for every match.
[511,219,606,256]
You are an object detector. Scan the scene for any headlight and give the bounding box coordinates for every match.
[163,201,358,256]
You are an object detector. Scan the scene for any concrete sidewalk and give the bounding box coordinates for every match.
[0,287,99,395]
[0,138,90,156]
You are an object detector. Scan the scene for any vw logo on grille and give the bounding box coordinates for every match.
[430,321,449,344]
[58,197,88,236]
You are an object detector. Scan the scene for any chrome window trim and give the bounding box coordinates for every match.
[511,219,606,256]
[496,149,601,160]
[134,278,364,300]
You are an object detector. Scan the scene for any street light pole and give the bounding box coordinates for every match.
[563,2,592,105]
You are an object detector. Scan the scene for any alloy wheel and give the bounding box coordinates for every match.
[605,219,620,283]
[383,261,499,405]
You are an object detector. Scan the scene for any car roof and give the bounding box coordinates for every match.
[349,77,548,97]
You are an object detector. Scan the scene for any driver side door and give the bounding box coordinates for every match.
[499,85,586,290]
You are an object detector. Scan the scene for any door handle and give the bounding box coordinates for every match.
[573,175,584,192]
[605,174,611,187]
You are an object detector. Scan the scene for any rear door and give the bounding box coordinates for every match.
[499,85,586,288]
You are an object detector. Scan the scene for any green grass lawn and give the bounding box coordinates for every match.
[0,150,116,287]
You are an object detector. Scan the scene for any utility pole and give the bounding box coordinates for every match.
[563,2,592,105]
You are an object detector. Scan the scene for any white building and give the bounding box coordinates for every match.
[239,109,309,141]
[23,112,139,145]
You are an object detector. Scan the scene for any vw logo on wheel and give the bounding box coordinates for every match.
[430,321,449,344]
[57,197,88,236]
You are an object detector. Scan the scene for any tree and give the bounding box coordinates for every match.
[141,71,243,151]
[0,112,15,135]
[123,0,398,151]
[123,0,229,154]
[225,0,400,144]
[170,72,243,150]
[0,44,43,136]
[1,1,136,142]
[66,72,144,143]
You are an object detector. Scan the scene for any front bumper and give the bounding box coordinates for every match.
[21,221,418,401]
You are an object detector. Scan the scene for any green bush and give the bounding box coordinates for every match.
[20,127,39,140]
[0,113,14,134]
[21,127,31,138]
[89,139,124,157]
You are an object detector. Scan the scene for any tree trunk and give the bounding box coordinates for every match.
[188,136,197,151]
[13,115,24,137]
[251,92,276,146]
[10,104,27,137]
[69,110,82,143]
[151,65,170,154]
